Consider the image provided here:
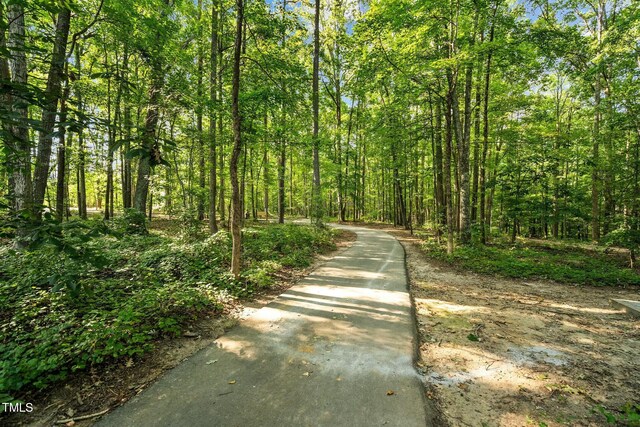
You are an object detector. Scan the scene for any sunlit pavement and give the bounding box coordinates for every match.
[96,224,428,427]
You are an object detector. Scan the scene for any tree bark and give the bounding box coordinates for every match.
[230,0,244,278]
[5,4,33,216]
[444,92,455,254]
[311,0,322,224]
[33,6,72,217]
[122,47,132,209]
[480,5,496,244]
[459,10,477,243]
[591,1,604,241]
[197,0,206,221]
[55,77,71,221]
[208,0,219,233]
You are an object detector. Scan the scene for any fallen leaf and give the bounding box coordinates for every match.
[386,390,395,396]
[303,372,310,376]
[228,380,236,384]
[206,360,218,365]
[125,358,134,368]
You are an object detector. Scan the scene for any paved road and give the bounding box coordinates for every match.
[96,224,428,427]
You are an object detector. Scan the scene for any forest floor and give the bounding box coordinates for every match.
[364,224,640,427]
[2,228,357,427]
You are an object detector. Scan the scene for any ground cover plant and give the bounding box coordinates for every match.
[420,236,640,287]
[0,219,334,405]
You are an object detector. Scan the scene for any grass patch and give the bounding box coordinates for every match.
[0,222,335,403]
[420,239,640,287]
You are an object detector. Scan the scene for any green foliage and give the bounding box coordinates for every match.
[113,208,148,235]
[421,239,640,287]
[177,208,205,242]
[0,213,113,297]
[596,403,640,426]
[604,224,640,267]
[0,223,332,401]
[243,224,334,268]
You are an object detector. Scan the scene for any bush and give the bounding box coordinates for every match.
[0,222,334,401]
[114,208,148,235]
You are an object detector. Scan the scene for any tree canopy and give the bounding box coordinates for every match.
[0,0,639,261]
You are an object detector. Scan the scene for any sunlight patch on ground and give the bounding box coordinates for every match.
[315,266,386,280]
[546,302,621,315]
[415,298,490,314]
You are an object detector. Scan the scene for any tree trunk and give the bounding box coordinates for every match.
[278,133,286,223]
[33,7,71,217]
[133,63,163,212]
[434,97,445,241]
[6,4,33,216]
[197,0,206,221]
[444,91,455,254]
[263,123,269,221]
[1,4,12,202]
[591,1,604,241]
[459,11,477,244]
[208,0,219,233]
[480,6,496,244]
[55,77,71,221]
[311,0,322,224]
[122,47,132,210]
[230,0,244,278]
[75,46,88,219]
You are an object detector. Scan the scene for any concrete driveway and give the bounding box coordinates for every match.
[95,224,428,427]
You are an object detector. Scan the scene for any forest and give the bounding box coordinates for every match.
[1,0,639,423]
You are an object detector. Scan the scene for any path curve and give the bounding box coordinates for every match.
[96,224,428,427]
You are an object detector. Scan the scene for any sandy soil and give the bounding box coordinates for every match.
[387,229,640,427]
[2,230,356,427]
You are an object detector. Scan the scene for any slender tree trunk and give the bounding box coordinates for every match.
[208,0,219,233]
[480,6,496,244]
[277,0,286,224]
[55,76,71,221]
[444,89,455,254]
[197,0,206,220]
[75,46,88,219]
[278,132,286,223]
[122,47,132,209]
[591,1,604,241]
[458,10,477,243]
[434,97,445,241]
[471,41,483,223]
[311,0,322,224]
[33,6,71,217]
[218,15,226,226]
[230,0,244,278]
[263,119,269,220]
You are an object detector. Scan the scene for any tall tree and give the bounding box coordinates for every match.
[208,0,219,233]
[230,0,245,277]
[311,0,322,224]
[5,3,33,215]
[33,5,72,217]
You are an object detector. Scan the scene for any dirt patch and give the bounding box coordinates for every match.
[2,229,356,427]
[387,229,640,427]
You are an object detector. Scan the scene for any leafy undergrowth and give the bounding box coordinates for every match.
[420,237,640,287]
[0,221,334,404]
